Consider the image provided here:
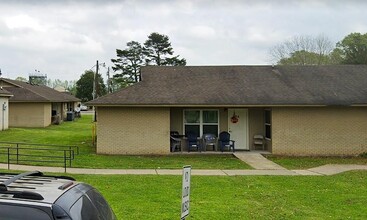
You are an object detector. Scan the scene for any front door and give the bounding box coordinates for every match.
[228,109,249,150]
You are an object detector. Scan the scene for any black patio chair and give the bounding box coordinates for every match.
[218,131,235,152]
[170,131,180,138]
[186,132,201,152]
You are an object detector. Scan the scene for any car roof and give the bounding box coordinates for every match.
[0,171,78,204]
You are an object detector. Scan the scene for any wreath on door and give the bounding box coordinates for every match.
[230,112,239,123]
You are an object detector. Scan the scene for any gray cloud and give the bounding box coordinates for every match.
[0,0,367,81]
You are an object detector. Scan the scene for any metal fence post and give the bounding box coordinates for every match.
[16,143,19,164]
[64,150,67,173]
[69,149,72,168]
[7,147,10,170]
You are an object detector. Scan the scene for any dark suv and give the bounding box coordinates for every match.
[0,171,117,220]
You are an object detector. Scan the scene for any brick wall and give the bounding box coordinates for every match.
[97,107,170,155]
[272,107,367,156]
[9,103,51,127]
[43,103,51,127]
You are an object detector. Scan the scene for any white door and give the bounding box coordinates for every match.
[228,109,249,150]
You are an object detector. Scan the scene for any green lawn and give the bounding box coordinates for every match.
[71,171,366,219]
[1,116,366,170]
[0,116,250,169]
[267,155,367,169]
[1,117,366,219]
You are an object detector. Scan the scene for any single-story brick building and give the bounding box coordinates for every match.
[87,65,367,156]
[0,78,80,128]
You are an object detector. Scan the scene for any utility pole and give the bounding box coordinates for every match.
[93,60,98,100]
[106,66,112,93]
[92,60,99,123]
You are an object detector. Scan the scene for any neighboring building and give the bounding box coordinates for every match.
[0,78,80,128]
[53,85,67,92]
[87,65,367,156]
[0,87,12,131]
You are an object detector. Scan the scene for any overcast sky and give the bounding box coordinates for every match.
[0,0,366,81]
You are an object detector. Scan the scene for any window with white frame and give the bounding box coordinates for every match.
[184,110,219,137]
[265,109,271,139]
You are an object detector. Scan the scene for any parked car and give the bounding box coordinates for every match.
[80,105,88,111]
[0,171,117,220]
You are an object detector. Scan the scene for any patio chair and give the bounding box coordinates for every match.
[218,131,235,152]
[170,131,180,138]
[253,134,265,150]
[202,133,217,151]
[170,136,182,152]
[186,132,201,152]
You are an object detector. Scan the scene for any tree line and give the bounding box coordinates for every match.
[110,32,186,88]
[74,31,367,102]
[270,32,367,65]
[75,32,186,102]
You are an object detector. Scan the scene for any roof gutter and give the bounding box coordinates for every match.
[0,94,13,97]
[88,104,333,107]
[9,100,78,103]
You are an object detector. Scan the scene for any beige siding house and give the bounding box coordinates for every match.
[0,87,12,131]
[0,78,80,128]
[88,65,367,156]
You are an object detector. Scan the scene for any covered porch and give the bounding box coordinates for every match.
[169,107,272,153]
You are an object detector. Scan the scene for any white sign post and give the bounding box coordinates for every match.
[181,165,191,220]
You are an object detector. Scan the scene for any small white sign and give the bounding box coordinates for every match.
[181,165,191,219]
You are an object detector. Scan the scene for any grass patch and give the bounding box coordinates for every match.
[0,116,250,169]
[68,171,366,219]
[74,154,250,169]
[266,155,367,169]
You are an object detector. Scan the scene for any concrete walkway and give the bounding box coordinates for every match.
[234,152,286,170]
[1,154,366,176]
[308,164,367,175]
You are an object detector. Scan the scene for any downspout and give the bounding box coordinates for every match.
[2,102,5,131]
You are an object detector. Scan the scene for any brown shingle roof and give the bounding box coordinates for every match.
[0,87,12,97]
[87,65,367,106]
[1,78,79,102]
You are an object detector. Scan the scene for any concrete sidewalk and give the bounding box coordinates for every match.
[308,164,367,175]
[0,163,297,175]
[1,162,366,176]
